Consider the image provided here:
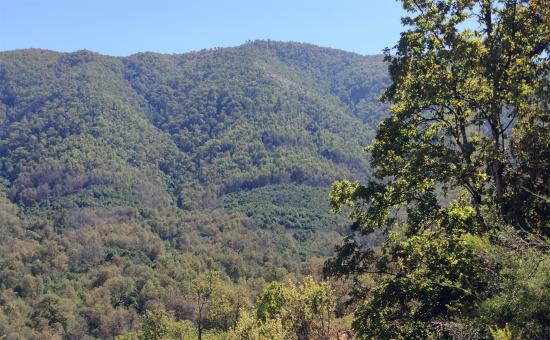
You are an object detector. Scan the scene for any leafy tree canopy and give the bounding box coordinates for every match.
[327,0,549,338]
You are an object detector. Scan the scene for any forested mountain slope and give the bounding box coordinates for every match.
[0,42,388,209]
[0,41,388,338]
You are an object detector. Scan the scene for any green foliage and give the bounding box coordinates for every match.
[0,41,386,338]
[123,41,386,202]
[127,277,340,340]
[116,309,196,340]
[255,281,286,322]
[466,229,550,338]
[221,184,347,250]
[231,309,285,340]
[0,42,387,212]
[326,0,549,338]
[254,277,336,340]
[139,310,172,340]
[489,324,513,340]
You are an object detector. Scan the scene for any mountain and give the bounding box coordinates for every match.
[0,41,388,338]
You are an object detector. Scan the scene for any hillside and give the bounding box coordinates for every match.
[0,41,388,338]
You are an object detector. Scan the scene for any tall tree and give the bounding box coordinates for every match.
[326,0,549,338]
[191,271,219,340]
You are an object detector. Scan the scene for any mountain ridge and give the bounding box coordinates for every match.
[0,39,382,58]
[0,40,389,210]
[0,40,389,337]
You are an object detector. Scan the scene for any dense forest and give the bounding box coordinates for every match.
[0,40,388,339]
[1,0,549,339]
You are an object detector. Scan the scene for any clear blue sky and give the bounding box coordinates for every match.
[0,0,406,56]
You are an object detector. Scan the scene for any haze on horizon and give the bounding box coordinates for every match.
[0,0,406,56]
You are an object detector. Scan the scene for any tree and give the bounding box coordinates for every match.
[255,281,286,322]
[138,310,171,340]
[327,0,548,338]
[231,309,285,340]
[116,309,195,340]
[191,271,219,340]
[31,294,76,336]
[255,277,336,340]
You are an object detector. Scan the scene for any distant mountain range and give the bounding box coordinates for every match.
[0,40,389,338]
[0,40,388,209]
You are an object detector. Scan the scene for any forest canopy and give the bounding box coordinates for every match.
[0,41,387,339]
[0,0,548,339]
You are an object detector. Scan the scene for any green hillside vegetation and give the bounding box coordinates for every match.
[0,41,388,338]
[1,0,547,337]
[220,184,347,247]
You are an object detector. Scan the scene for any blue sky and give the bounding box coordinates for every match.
[0,0,406,56]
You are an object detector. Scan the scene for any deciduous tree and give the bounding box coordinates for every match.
[327,0,549,337]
